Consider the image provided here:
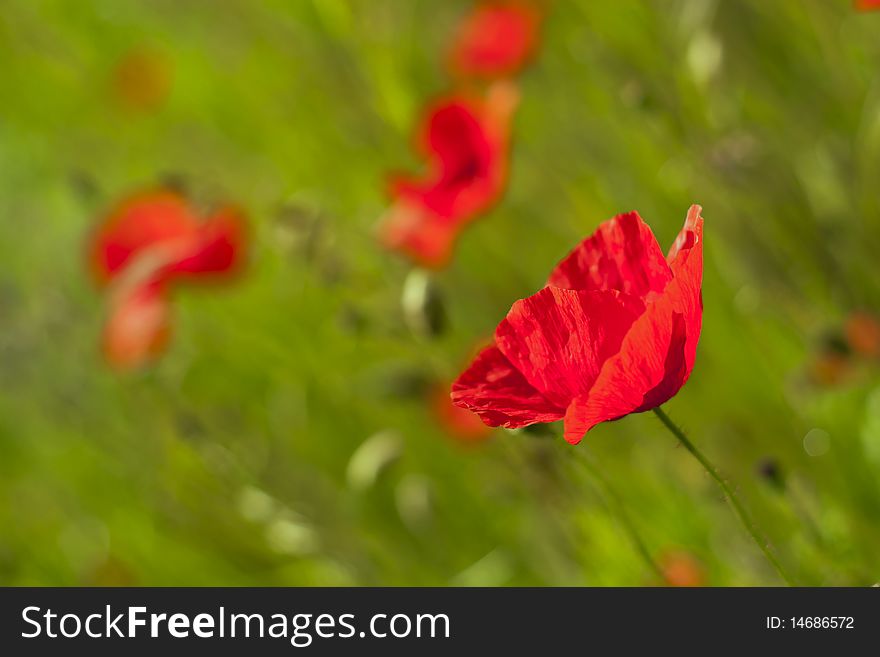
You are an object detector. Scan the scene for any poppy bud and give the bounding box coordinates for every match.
[402,269,446,338]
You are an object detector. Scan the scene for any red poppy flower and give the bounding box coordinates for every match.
[90,190,246,369]
[448,1,540,79]
[381,82,519,268]
[452,205,704,444]
[659,550,705,587]
[845,312,880,358]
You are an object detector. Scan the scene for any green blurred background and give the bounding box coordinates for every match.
[2,0,880,586]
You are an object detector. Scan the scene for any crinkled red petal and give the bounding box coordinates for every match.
[431,384,493,441]
[451,345,564,428]
[495,286,646,409]
[548,211,672,300]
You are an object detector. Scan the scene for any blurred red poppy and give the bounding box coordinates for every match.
[381,82,519,268]
[452,206,704,444]
[856,0,880,11]
[845,311,880,359]
[805,312,880,387]
[659,550,705,587]
[431,382,493,442]
[448,1,541,79]
[90,190,246,369]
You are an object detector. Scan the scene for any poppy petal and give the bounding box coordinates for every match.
[451,345,564,428]
[169,206,246,277]
[380,199,458,269]
[562,308,688,443]
[548,211,673,299]
[432,383,494,441]
[425,102,493,183]
[103,281,172,369]
[562,207,703,444]
[91,191,199,283]
[495,287,646,409]
[410,99,503,219]
[448,1,540,78]
[666,204,704,374]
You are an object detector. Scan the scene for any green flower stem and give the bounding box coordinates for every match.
[653,407,794,586]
